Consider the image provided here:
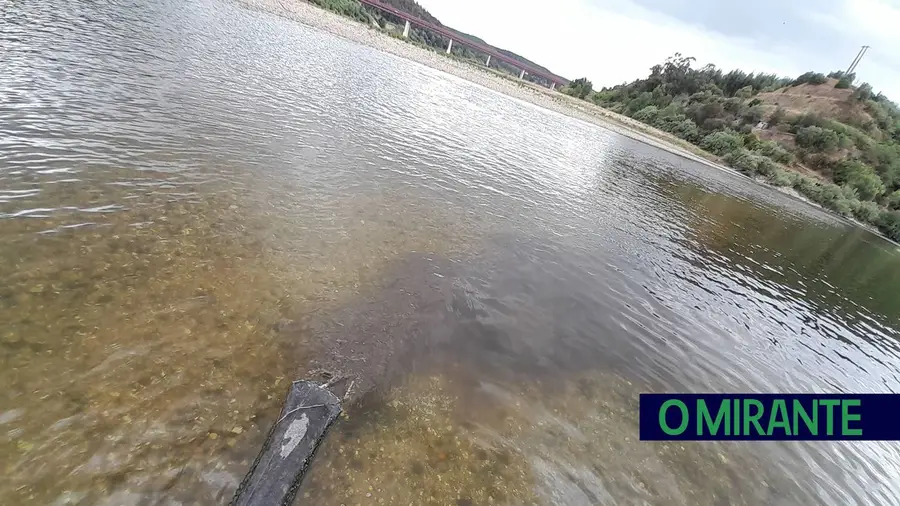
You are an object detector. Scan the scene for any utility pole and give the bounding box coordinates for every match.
[845,45,870,76]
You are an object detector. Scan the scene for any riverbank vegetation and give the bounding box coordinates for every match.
[563,54,900,242]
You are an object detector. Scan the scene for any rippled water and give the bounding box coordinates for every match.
[3,1,900,504]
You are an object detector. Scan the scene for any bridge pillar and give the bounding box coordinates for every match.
[402,20,410,38]
[446,38,453,54]
[519,69,526,80]
[485,54,491,66]
[551,82,556,91]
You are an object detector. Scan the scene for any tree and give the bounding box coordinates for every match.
[700,130,744,156]
[796,126,840,152]
[735,85,754,101]
[564,78,593,99]
[793,71,828,86]
[853,82,874,102]
[834,161,886,201]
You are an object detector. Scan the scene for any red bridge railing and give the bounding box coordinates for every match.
[356,0,568,87]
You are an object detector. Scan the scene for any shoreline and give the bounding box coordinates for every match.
[236,0,894,240]
[237,0,732,170]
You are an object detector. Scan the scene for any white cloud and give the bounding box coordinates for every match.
[416,0,900,100]
[417,0,804,84]
[840,0,900,46]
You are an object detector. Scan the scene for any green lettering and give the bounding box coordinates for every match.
[793,399,817,435]
[733,398,740,435]
[659,400,689,435]
[697,399,730,436]
[841,399,862,436]
[767,399,791,436]
[820,399,840,435]
[743,399,765,435]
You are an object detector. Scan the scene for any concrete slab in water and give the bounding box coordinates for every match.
[231,381,341,506]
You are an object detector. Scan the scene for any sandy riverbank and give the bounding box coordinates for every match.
[236,0,735,172]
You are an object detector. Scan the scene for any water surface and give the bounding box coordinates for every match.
[2,1,900,504]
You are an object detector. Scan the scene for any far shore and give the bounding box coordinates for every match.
[236,0,882,232]
[237,0,733,167]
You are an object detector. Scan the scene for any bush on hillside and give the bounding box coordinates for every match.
[853,83,874,102]
[793,71,827,86]
[741,105,765,124]
[702,117,729,131]
[793,178,854,216]
[876,210,900,242]
[632,105,660,124]
[700,130,744,156]
[887,190,900,210]
[310,0,368,21]
[754,140,795,164]
[795,125,840,152]
[768,167,801,187]
[769,107,787,126]
[665,117,702,143]
[800,152,837,173]
[723,149,778,176]
[834,161,886,201]
[564,78,594,99]
[849,199,881,223]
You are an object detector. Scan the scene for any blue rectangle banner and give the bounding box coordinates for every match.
[639,393,900,441]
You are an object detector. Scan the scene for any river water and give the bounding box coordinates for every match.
[3,1,900,505]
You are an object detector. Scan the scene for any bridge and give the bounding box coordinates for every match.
[356,0,568,89]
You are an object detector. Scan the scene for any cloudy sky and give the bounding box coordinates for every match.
[416,0,900,100]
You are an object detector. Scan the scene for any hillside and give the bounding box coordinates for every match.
[308,0,566,86]
[565,56,900,242]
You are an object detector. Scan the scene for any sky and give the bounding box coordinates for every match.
[415,0,900,100]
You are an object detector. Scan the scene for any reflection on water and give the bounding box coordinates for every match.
[2,0,900,504]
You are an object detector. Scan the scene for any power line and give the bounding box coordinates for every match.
[845,45,870,76]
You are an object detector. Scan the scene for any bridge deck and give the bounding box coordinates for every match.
[357,0,568,87]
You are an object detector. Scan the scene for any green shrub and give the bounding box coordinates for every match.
[832,198,854,217]
[838,135,854,150]
[887,190,900,210]
[741,105,765,124]
[840,185,860,201]
[753,140,795,164]
[877,210,900,242]
[796,125,840,152]
[834,161,886,200]
[564,78,594,99]
[668,118,701,143]
[800,152,837,173]
[310,0,368,21]
[849,200,881,223]
[768,168,801,187]
[793,178,853,216]
[700,130,744,156]
[723,149,778,176]
[793,72,827,86]
[818,183,846,207]
[632,106,660,124]
[834,77,852,89]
